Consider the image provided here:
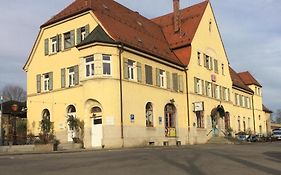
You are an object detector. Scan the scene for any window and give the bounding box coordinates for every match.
[243,117,246,132]
[77,25,89,44]
[145,65,153,85]
[195,78,201,94]
[222,64,225,75]
[103,54,111,75]
[239,95,243,107]
[259,115,261,120]
[215,85,220,99]
[42,109,51,133]
[159,69,166,88]
[248,118,251,130]
[196,111,204,128]
[145,102,153,127]
[205,55,210,69]
[85,56,94,77]
[209,20,212,32]
[214,59,218,73]
[197,52,201,66]
[205,81,212,97]
[224,88,229,101]
[238,116,241,131]
[43,74,50,91]
[81,27,87,41]
[68,67,75,87]
[51,37,57,53]
[235,94,239,106]
[64,31,74,49]
[128,59,135,80]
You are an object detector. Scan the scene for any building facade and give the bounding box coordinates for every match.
[24,0,271,148]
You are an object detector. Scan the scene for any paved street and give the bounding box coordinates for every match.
[0,143,280,175]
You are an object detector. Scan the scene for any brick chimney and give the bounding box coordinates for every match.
[173,0,180,33]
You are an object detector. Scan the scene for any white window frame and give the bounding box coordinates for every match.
[102,54,112,76]
[85,56,94,78]
[159,69,166,88]
[64,32,71,49]
[81,27,87,41]
[43,74,50,92]
[195,78,201,94]
[197,52,201,66]
[206,82,212,97]
[215,85,220,99]
[68,67,75,87]
[51,37,57,54]
[128,60,136,81]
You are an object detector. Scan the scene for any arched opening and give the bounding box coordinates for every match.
[66,105,77,142]
[41,109,51,134]
[164,103,176,137]
[210,105,226,136]
[85,99,103,148]
[145,102,153,127]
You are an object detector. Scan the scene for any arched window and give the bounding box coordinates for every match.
[145,102,153,127]
[67,105,76,118]
[42,109,51,133]
[42,109,50,120]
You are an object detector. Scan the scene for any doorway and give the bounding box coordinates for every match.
[164,103,176,137]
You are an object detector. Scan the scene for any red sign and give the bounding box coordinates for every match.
[211,74,216,82]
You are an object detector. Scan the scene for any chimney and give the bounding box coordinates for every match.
[173,0,180,33]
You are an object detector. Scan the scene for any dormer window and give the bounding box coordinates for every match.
[81,27,87,41]
[209,20,212,32]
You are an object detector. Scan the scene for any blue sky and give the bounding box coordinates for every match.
[0,0,280,113]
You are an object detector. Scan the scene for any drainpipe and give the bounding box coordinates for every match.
[251,95,256,134]
[118,43,124,147]
[184,68,190,143]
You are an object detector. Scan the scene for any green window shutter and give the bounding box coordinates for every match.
[204,54,207,68]
[220,86,223,100]
[49,72,53,91]
[166,71,170,89]
[123,58,128,79]
[205,81,208,95]
[137,62,142,83]
[172,73,178,91]
[44,39,49,56]
[36,74,41,93]
[74,65,79,85]
[156,68,160,87]
[76,28,81,44]
[179,75,183,92]
[85,24,90,37]
[57,34,62,52]
[145,65,152,85]
[61,68,66,88]
[70,30,75,47]
[211,83,215,97]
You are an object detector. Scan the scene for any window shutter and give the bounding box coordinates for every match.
[49,72,53,91]
[77,28,81,44]
[74,65,79,85]
[204,54,207,68]
[44,39,49,56]
[220,86,223,100]
[61,68,66,88]
[36,74,41,93]
[123,58,128,79]
[70,30,75,47]
[137,62,142,83]
[179,75,183,92]
[57,34,62,52]
[194,77,197,93]
[156,68,160,87]
[210,57,213,70]
[172,73,178,91]
[166,71,170,89]
[205,81,208,95]
[85,24,90,37]
[211,83,215,97]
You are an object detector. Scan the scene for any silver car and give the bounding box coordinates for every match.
[272,129,281,140]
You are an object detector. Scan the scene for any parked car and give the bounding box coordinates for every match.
[272,129,281,141]
[235,132,248,141]
[246,135,258,142]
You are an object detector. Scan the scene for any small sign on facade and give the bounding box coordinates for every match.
[106,117,114,125]
[130,114,135,122]
[194,102,204,112]
[159,116,163,125]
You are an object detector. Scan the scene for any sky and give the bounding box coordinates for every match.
[0,0,280,113]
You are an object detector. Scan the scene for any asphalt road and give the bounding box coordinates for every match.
[0,143,280,175]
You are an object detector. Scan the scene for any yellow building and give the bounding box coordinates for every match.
[24,0,271,148]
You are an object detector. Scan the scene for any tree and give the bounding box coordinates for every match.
[275,109,281,124]
[1,85,26,102]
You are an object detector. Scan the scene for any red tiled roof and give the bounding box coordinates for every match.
[262,104,272,113]
[238,71,262,87]
[229,67,254,93]
[41,0,184,66]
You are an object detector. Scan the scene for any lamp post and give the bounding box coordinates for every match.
[0,96,3,146]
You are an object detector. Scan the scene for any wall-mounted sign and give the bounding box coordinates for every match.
[194,102,204,112]
[130,114,135,122]
[211,74,216,82]
[106,116,114,125]
[159,116,163,125]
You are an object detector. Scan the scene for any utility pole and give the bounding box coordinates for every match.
[0,96,3,146]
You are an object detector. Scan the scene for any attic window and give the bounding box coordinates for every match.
[209,20,212,32]
[102,4,109,10]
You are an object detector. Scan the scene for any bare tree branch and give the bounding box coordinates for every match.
[1,84,26,102]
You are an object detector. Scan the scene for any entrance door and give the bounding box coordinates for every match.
[91,116,103,147]
[164,104,176,137]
